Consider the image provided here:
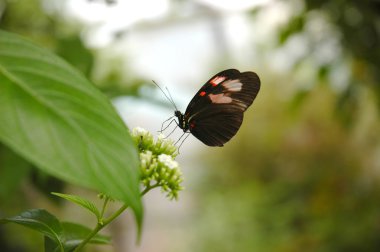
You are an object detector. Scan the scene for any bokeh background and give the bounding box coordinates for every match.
[1,0,380,251]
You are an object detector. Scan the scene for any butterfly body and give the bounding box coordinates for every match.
[174,69,260,147]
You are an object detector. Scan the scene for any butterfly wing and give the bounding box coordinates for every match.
[184,69,260,146]
[188,104,244,146]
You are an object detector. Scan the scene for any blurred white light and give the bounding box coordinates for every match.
[65,0,169,25]
[196,0,270,12]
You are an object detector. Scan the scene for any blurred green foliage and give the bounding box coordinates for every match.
[190,1,380,251]
[192,85,380,251]
[279,0,380,119]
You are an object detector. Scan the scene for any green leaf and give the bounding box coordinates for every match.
[1,209,64,250]
[52,192,100,219]
[0,30,142,228]
[45,236,61,252]
[62,221,111,245]
[44,222,111,252]
[56,35,94,77]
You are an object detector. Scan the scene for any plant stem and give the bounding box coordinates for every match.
[141,183,160,196]
[100,196,110,220]
[73,222,104,252]
[73,183,160,251]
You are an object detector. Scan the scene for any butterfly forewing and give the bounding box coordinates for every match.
[185,69,259,116]
[183,69,260,146]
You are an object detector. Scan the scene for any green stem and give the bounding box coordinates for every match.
[141,183,160,196]
[100,196,110,219]
[73,222,103,252]
[73,183,160,251]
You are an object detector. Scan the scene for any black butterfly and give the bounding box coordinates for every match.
[158,69,260,147]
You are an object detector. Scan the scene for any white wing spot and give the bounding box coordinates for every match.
[210,76,226,86]
[222,79,242,92]
[208,93,233,104]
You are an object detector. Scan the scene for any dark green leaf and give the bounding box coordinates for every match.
[1,209,64,250]
[56,36,94,77]
[44,222,111,252]
[45,236,60,252]
[0,30,142,228]
[62,221,111,245]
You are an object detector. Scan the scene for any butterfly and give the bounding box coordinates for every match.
[157,69,260,147]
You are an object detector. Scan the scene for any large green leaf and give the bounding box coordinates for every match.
[0,30,142,227]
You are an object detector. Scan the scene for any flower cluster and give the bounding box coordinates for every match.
[131,127,183,200]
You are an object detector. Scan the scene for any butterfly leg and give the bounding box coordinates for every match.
[175,132,191,154]
[159,116,175,133]
[164,121,179,139]
[159,119,179,140]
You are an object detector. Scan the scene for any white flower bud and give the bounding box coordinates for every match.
[158,154,179,170]
[132,127,148,136]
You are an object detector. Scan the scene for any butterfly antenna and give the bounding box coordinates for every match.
[165,86,178,111]
[152,80,178,111]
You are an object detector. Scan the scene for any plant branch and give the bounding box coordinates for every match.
[100,196,110,220]
[73,183,160,251]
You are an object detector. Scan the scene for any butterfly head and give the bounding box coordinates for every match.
[174,110,182,117]
[175,110,188,130]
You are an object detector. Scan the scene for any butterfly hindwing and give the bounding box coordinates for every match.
[188,104,244,146]
[181,69,260,146]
